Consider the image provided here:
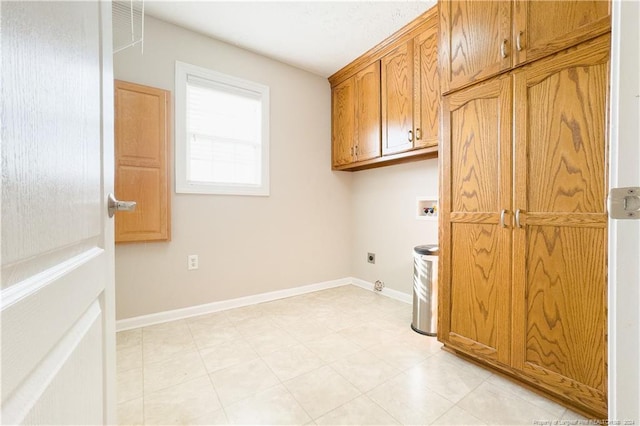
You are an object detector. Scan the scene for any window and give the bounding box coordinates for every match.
[175,61,269,195]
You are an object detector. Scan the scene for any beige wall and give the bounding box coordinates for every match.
[351,160,439,295]
[113,17,352,319]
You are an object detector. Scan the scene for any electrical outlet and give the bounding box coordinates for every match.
[188,254,199,270]
[367,253,375,264]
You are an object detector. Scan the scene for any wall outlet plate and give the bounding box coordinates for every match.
[188,254,199,270]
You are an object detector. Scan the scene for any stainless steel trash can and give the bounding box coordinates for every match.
[411,245,439,336]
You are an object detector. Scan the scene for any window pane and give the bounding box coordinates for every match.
[188,134,260,185]
[187,83,260,142]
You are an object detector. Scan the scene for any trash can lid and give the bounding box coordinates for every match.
[414,244,439,255]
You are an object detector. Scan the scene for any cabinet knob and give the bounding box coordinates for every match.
[500,39,509,58]
[416,128,422,140]
[408,130,414,142]
[516,31,524,52]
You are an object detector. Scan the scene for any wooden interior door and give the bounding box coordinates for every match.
[354,61,381,161]
[513,0,611,66]
[440,0,512,93]
[440,74,513,365]
[413,19,440,149]
[331,77,355,167]
[511,34,610,417]
[115,80,171,243]
[381,41,414,155]
[1,2,116,424]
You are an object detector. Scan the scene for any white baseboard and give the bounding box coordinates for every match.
[349,277,412,304]
[115,277,351,331]
[116,277,413,331]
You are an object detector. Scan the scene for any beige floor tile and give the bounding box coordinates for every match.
[246,327,300,356]
[304,332,362,363]
[199,338,258,373]
[209,358,280,406]
[188,408,229,425]
[233,316,279,337]
[117,328,142,350]
[117,367,143,403]
[431,405,488,425]
[189,321,243,349]
[314,395,400,425]
[338,324,397,349]
[430,351,493,380]
[142,321,197,364]
[143,376,221,425]
[367,338,431,370]
[284,365,361,419]
[143,350,207,393]
[117,397,143,426]
[407,355,486,403]
[330,350,400,392]
[367,372,454,425]
[225,384,311,425]
[223,304,265,323]
[117,343,143,374]
[261,343,325,381]
[485,374,567,418]
[560,408,590,421]
[456,381,562,425]
[282,320,335,342]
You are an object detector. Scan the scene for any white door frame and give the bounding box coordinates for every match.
[608,0,640,421]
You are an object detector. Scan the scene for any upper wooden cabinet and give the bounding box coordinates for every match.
[329,6,439,171]
[440,0,611,93]
[331,62,381,168]
[114,80,171,243]
[381,41,414,155]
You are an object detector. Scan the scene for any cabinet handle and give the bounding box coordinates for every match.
[500,209,508,228]
[501,39,508,58]
[515,209,523,228]
[408,130,414,142]
[516,31,524,52]
[416,128,422,140]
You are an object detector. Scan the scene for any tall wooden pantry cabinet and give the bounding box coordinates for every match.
[438,0,611,419]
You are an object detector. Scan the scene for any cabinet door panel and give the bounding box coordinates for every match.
[355,62,381,161]
[513,0,610,66]
[331,78,355,167]
[440,75,512,365]
[414,22,440,149]
[512,35,609,417]
[440,0,512,93]
[382,41,414,155]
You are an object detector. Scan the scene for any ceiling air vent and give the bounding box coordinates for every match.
[112,0,145,53]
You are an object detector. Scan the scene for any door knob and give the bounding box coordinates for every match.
[107,193,137,218]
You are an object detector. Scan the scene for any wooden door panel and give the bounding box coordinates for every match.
[514,0,611,66]
[382,41,414,155]
[440,75,512,365]
[449,223,507,361]
[524,226,607,392]
[524,60,608,214]
[331,78,355,167]
[355,61,381,161]
[115,81,170,243]
[440,0,512,93]
[451,98,501,213]
[512,35,610,417]
[414,22,440,148]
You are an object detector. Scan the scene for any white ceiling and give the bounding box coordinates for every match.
[144,1,437,78]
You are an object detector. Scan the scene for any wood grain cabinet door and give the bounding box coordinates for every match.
[331,77,356,167]
[440,74,513,365]
[413,20,440,149]
[440,0,512,94]
[511,35,610,418]
[513,0,611,66]
[381,41,414,155]
[354,61,381,162]
[115,80,171,242]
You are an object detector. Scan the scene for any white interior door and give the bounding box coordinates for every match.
[1,1,116,424]
[609,0,640,421]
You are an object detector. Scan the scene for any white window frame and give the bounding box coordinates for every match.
[175,61,270,196]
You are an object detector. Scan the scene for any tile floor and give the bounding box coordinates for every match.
[117,285,589,425]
